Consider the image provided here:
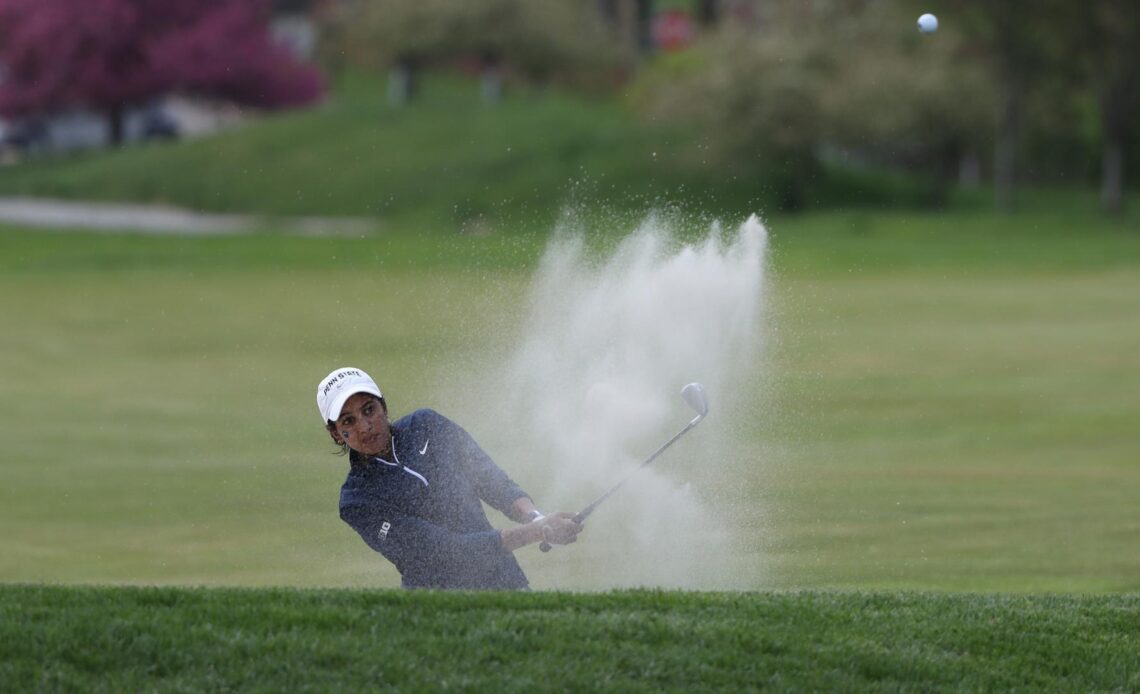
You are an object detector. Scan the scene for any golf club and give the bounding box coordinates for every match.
[539,382,709,552]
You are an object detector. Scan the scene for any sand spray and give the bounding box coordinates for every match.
[446,213,771,589]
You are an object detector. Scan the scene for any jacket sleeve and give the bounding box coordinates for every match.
[434,412,529,515]
[340,499,504,583]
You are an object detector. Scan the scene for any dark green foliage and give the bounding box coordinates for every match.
[320,0,625,90]
[634,3,998,210]
[1,586,1137,691]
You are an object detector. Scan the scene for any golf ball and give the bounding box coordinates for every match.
[917,13,938,33]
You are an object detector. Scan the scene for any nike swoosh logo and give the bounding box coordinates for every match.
[419,440,429,455]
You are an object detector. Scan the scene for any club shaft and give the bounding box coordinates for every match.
[539,386,708,553]
[574,414,703,523]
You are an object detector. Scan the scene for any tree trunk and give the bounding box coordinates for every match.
[387,56,418,107]
[994,79,1019,213]
[480,51,503,105]
[776,150,818,212]
[697,0,720,26]
[959,150,981,188]
[1099,75,1134,216]
[614,0,653,57]
[1101,138,1124,216]
[929,140,963,208]
[107,105,125,147]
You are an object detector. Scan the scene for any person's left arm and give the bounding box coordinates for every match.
[436,412,538,522]
[508,496,541,523]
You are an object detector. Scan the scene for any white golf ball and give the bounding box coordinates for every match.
[917,13,939,33]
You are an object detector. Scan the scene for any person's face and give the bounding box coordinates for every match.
[330,393,391,457]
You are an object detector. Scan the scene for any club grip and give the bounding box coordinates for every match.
[540,510,589,553]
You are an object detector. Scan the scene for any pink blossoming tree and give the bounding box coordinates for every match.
[0,0,325,145]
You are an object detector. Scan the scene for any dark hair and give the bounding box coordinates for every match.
[330,432,350,456]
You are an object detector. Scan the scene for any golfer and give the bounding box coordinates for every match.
[317,367,582,590]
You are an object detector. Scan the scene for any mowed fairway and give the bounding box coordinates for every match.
[1,211,1138,592]
[765,270,1140,592]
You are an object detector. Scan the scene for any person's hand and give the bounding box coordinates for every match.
[501,511,584,552]
[536,512,582,546]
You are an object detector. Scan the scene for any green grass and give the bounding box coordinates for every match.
[4,205,1138,277]
[0,72,953,227]
[2,586,1137,691]
[0,69,1138,594]
[3,71,1138,691]
[2,210,1138,593]
[0,73,724,224]
[763,271,1140,592]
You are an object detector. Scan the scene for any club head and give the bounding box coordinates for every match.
[680,382,709,418]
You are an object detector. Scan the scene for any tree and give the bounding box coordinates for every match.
[1083,0,1140,215]
[325,0,624,104]
[952,0,1079,212]
[817,2,995,204]
[635,1,994,210]
[635,11,834,211]
[0,0,325,146]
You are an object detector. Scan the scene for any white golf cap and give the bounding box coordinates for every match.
[317,367,383,423]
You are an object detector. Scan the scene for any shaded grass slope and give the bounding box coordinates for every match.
[0,73,945,228]
[2,585,1137,691]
